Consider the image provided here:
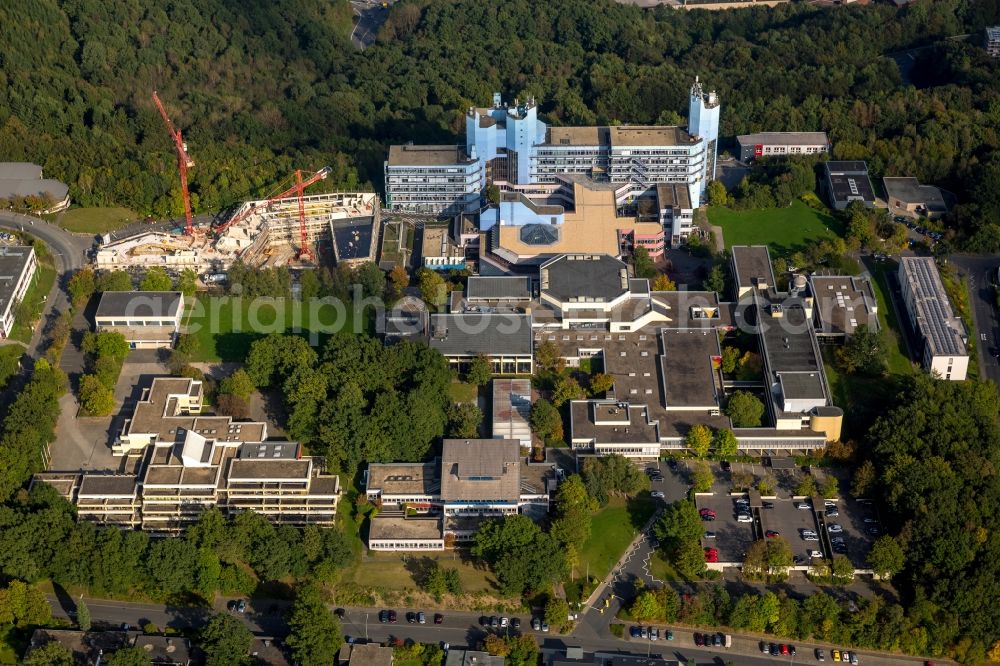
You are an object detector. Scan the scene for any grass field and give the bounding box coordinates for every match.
[183,295,366,362]
[575,494,655,583]
[0,346,24,391]
[870,263,917,376]
[340,552,498,595]
[708,200,844,253]
[56,207,137,234]
[448,381,479,403]
[0,625,22,665]
[8,247,57,344]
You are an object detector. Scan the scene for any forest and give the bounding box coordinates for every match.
[1,0,999,243]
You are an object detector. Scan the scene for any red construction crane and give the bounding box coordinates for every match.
[214,167,332,260]
[151,91,195,236]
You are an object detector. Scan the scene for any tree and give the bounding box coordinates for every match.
[530,398,563,443]
[867,536,905,580]
[632,246,657,279]
[172,334,201,368]
[485,184,501,204]
[654,499,703,553]
[588,372,614,396]
[836,325,888,376]
[418,269,447,308]
[707,180,729,207]
[446,402,482,438]
[685,424,712,457]
[581,454,648,504]
[79,374,115,416]
[651,274,676,291]
[483,634,538,666]
[850,459,877,498]
[200,613,254,666]
[24,642,73,666]
[704,264,726,294]
[68,268,96,309]
[712,428,738,457]
[466,354,493,386]
[831,554,854,584]
[104,647,153,666]
[551,375,585,407]
[757,474,777,496]
[550,475,596,549]
[796,474,817,497]
[630,590,662,621]
[76,597,91,631]
[216,394,250,420]
[82,331,130,362]
[219,369,255,400]
[140,266,174,291]
[820,475,839,498]
[534,341,562,373]
[286,585,343,666]
[178,268,198,298]
[720,346,741,374]
[724,391,764,427]
[544,597,571,630]
[95,271,133,293]
[389,265,409,298]
[691,461,714,493]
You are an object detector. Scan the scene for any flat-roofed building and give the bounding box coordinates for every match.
[883,177,951,219]
[429,313,533,374]
[0,245,37,338]
[368,515,445,552]
[570,401,661,457]
[492,378,533,447]
[808,275,878,340]
[731,245,775,298]
[330,212,381,267]
[384,144,484,215]
[897,257,969,380]
[421,224,467,271]
[33,377,340,533]
[365,461,441,508]
[93,291,184,349]
[339,642,395,666]
[822,161,876,210]
[440,438,522,516]
[986,25,1000,58]
[445,650,504,666]
[0,162,70,213]
[736,132,830,162]
[657,182,695,245]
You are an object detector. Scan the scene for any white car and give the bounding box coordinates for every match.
[736,513,753,523]
[802,531,819,541]
[651,491,665,499]
[849,652,859,665]
[807,549,823,558]
[796,502,812,510]
[827,524,844,533]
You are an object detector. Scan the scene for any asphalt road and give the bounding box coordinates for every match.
[48,595,942,666]
[950,254,1000,386]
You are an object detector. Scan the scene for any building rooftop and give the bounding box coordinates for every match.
[569,401,660,446]
[544,125,694,147]
[753,293,825,375]
[445,649,505,666]
[0,245,35,315]
[331,216,375,261]
[540,254,629,303]
[429,313,533,357]
[825,161,876,204]
[387,144,473,167]
[466,276,532,301]
[778,371,827,400]
[736,131,829,146]
[898,257,967,357]
[882,177,949,212]
[439,439,521,502]
[77,475,138,498]
[731,245,776,292]
[0,162,44,180]
[227,458,311,482]
[366,461,441,497]
[492,378,532,447]
[341,643,394,666]
[95,291,183,319]
[655,182,692,210]
[368,515,442,541]
[132,635,193,664]
[809,275,878,336]
[660,328,721,408]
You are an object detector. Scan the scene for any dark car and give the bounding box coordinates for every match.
[434,613,444,625]
[790,645,797,656]
[694,633,704,646]
[479,616,489,627]
[406,612,416,624]
[631,626,642,639]
[771,643,781,656]
[721,460,731,472]
[227,600,237,612]
[667,459,678,471]
[712,633,722,647]
[236,599,247,614]
[388,610,397,623]
[762,501,774,509]
[335,608,346,618]
[490,616,499,629]
[511,617,520,630]
[379,610,390,624]
[760,641,769,654]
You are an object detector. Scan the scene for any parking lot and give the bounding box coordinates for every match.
[695,494,756,565]
[759,497,825,564]
[817,498,880,569]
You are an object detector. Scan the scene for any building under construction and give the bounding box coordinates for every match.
[94,191,381,272]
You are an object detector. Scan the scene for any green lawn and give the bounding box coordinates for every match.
[575,494,655,583]
[869,263,917,376]
[0,346,24,391]
[448,381,479,403]
[708,200,844,253]
[340,552,498,595]
[183,295,365,362]
[8,260,56,344]
[56,206,137,234]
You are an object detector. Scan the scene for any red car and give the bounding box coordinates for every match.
[705,547,719,563]
[765,530,780,538]
[434,613,443,625]
[694,633,705,646]
[780,644,789,655]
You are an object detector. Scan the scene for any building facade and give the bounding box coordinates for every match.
[986,26,1000,58]
[0,245,37,338]
[93,291,184,349]
[384,145,484,215]
[736,132,830,162]
[822,161,876,210]
[897,257,969,380]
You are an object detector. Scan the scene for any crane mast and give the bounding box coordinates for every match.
[151,91,194,236]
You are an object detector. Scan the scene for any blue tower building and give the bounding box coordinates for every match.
[688,76,721,204]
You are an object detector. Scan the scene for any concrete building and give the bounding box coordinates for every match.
[0,245,37,338]
[492,378,533,448]
[428,313,534,374]
[736,132,830,162]
[93,291,184,349]
[808,275,879,340]
[897,257,969,380]
[882,177,951,219]
[421,224,467,271]
[0,162,70,213]
[657,182,694,246]
[986,26,1000,58]
[33,377,340,533]
[389,79,720,216]
[822,161,876,210]
[384,144,484,215]
[339,643,394,666]
[24,630,194,665]
[330,212,381,267]
[445,650,504,666]
[364,439,553,550]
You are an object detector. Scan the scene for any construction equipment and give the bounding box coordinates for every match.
[214,167,333,259]
[152,91,195,236]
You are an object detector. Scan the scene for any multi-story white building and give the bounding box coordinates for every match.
[0,245,37,339]
[93,291,184,349]
[387,79,721,217]
[33,377,341,533]
[986,26,1000,58]
[384,144,484,215]
[897,257,969,380]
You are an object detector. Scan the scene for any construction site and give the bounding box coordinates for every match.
[94,93,382,273]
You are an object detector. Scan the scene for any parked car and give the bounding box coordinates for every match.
[828,523,844,533]
[334,608,346,618]
[801,530,819,541]
[630,626,642,639]
[694,633,704,647]
[762,501,775,509]
[666,630,673,641]
[790,645,797,656]
[796,502,812,510]
[867,526,881,535]
[407,612,416,624]
[736,513,753,523]
[379,610,390,624]
[541,621,549,633]
[667,459,679,471]
[721,461,731,472]
[389,611,397,623]
[780,644,789,655]
[705,547,719,563]
[699,508,716,517]
[434,613,444,625]
[532,617,542,631]
[704,531,717,539]
[807,549,824,558]
[712,633,722,647]
[511,617,520,630]
[816,649,826,662]
[760,641,770,654]
[490,616,499,628]
[645,467,658,476]
[864,516,879,524]
[236,599,247,614]
[418,612,426,625]
[651,491,665,499]
[771,643,781,656]
[649,627,659,641]
[826,508,840,517]
[832,650,841,662]
[850,652,859,665]
[765,530,780,538]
